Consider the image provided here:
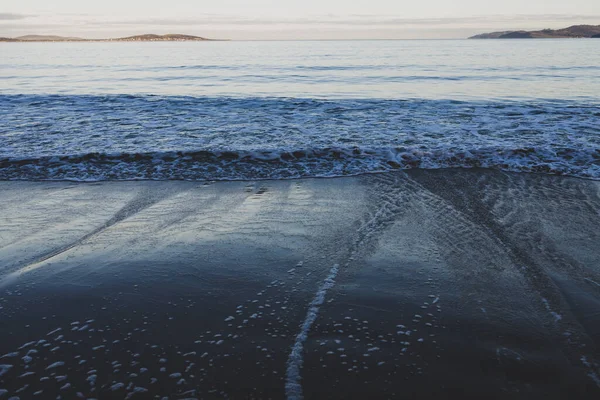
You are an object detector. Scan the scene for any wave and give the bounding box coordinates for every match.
[1,146,598,182]
[1,94,599,181]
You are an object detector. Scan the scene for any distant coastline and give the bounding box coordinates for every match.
[0,34,225,42]
[3,25,600,42]
[470,24,600,39]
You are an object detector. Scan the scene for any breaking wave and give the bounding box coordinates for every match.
[0,95,598,181]
[1,146,598,181]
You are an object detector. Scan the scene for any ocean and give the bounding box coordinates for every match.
[1,39,599,181]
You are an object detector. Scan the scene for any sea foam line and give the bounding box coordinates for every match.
[285,264,339,400]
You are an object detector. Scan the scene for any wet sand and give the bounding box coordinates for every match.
[0,169,599,399]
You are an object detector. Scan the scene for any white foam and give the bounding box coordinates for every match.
[581,356,600,388]
[285,264,339,400]
[588,371,600,388]
[46,328,62,336]
[126,387,148,399]
[541,298,562,323]
[17,342,35,350]
[86,374,97,386]
[45,361,64,370]
[0,365,12,377]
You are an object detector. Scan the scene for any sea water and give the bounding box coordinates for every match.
[1,39,599,180]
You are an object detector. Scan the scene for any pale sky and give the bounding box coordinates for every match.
[1,0,600,40]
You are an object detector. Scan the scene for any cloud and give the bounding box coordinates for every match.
[93,14,600,28]
[3,12,599,28]
[0,12,32,21]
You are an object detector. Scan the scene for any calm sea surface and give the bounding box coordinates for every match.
[0,40,599,181]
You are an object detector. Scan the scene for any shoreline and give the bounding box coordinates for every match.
[0,167,599,185]
[1,169,599,398]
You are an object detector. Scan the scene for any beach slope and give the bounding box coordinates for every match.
[0,170,599,399]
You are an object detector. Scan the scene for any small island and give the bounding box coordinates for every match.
[0,34,222,42]
[470,24,600,39]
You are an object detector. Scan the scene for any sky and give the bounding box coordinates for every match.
[1,0,600,40]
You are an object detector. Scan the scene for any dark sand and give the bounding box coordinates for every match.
[0,170,599,399]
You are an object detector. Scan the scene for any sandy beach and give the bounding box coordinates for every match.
[0,169,599,399]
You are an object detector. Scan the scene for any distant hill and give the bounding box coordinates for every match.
[113,34,209,41]
[0,33,219,42]
[470,24,600,39]
[15,35,84,41]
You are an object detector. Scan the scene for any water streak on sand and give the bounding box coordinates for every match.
[285,264,339,400]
